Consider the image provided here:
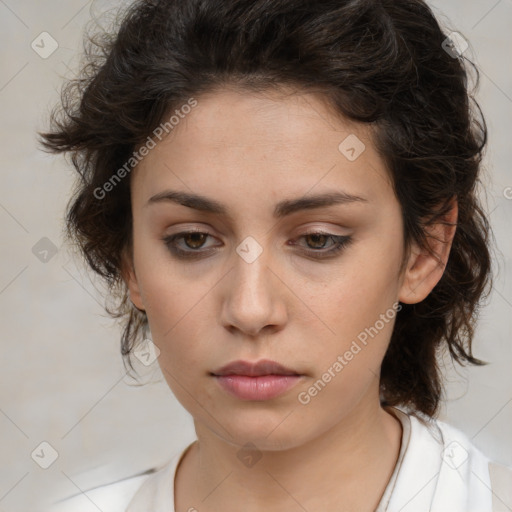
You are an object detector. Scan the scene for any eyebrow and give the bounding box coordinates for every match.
[146,189,368,218]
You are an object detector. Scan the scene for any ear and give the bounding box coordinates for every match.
[120,248,145,311]
[398,197,458,304]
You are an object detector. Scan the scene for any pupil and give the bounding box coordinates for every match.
[186,233,205,248]
[308,234,327,248]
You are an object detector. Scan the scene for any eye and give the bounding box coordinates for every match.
[162,230,353,260]
[162,231,218,260]
[291,231,354,258]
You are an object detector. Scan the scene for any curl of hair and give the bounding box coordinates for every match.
[38,0,494,417]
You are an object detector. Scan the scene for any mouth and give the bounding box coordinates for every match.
[210,359,304,401]
[210,358,301,377]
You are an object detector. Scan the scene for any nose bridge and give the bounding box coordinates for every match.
[232,234,273,305]
[221,234,285,335]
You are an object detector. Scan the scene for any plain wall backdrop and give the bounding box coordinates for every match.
[0,0,511,510]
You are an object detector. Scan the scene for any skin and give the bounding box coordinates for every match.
[123,86,457,512]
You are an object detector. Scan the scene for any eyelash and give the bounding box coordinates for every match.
[162,230,353,260]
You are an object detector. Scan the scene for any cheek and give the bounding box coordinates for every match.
[304,238,402,365]
[294,298,400,422]
[131,242,193,354]
[142,278,211,407]
[141,276,206,364]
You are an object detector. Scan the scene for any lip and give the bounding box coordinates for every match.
[212,359,300,377]
[214,375,302,400]
[211,359,303,401]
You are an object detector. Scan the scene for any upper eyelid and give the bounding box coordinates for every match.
[164,221,349,236]
[166,228,343,240]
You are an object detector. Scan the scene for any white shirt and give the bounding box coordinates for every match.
[48,407,512,512]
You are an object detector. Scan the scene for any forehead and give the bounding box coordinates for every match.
[165,86,370,154]
[132,87,393,213]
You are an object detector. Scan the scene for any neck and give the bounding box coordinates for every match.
[175,397,403,512]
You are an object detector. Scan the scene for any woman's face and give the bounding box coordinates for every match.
[125,87,428,450]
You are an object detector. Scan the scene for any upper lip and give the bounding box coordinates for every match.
[211,359,301,377]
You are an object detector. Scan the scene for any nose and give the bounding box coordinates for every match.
[220,241,288,338]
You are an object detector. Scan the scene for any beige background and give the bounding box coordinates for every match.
[0,0,511,510]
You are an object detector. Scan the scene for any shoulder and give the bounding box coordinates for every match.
[488,460,512,512]
[414,412,512,509]
[125,440,197,511]
[46,441,196,512]
[46,470,155,512]
[386,407,512,512]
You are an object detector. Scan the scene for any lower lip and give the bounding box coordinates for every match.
[214,375,302,400]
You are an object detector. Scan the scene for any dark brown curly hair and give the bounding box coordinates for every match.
[38,0,494,417]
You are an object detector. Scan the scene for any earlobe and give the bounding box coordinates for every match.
[398,197,458,305]
[121,251,145,311]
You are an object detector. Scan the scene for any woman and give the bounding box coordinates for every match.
[40,0,512,510]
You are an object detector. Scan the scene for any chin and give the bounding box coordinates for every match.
[204,409,314,452]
